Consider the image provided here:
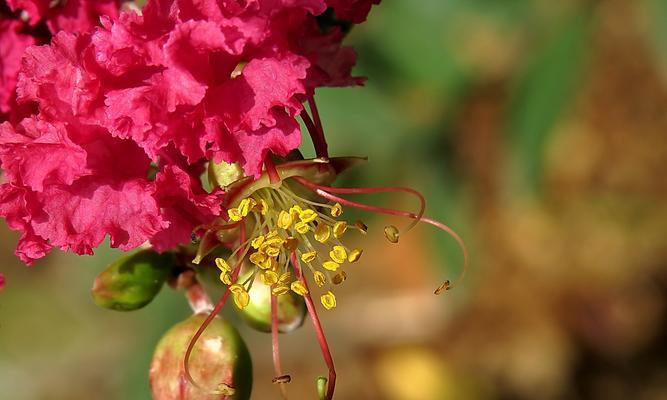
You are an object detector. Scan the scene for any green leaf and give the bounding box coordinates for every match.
[91,249,175,311]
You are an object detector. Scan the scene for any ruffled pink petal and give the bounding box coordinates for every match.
[0,118,89,191]
[151,165,221,251]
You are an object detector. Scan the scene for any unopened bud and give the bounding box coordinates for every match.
[92,250,174,311]
[149,314,252,400]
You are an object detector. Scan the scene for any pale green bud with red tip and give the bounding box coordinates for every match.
[236,273,307,333]
[150,314,252,400]
[91,249,174,311]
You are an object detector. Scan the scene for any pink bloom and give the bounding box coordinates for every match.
[7,0,121,33]
[0,0,380,264]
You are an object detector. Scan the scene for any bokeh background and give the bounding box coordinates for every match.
[2,0,667,399]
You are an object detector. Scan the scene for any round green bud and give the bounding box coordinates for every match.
[150,314,252,400]
[91,249,174,311]
[237,273,307,334]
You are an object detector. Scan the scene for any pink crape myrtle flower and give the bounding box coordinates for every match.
[0,0,374,264]
[6,0,121,33]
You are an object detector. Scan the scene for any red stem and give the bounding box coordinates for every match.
[307,95,325,145]
[290,252,336,400]
[293,178,468,289]
[183,223,246,395]
[300,109,328,158]
[271,294,289,399]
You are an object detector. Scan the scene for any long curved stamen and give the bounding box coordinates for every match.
[264,156,281,184]
[184,223,247,394]
[306,95,328,158]
[293,178,468,290]
[290,252,336,400]
[271,294,289,399]
[293,177,426,233]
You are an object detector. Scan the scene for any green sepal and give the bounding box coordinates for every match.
[91,249,175,311]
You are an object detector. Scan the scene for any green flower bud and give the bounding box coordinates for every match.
[149,314,252,400]
[91,249,174,311]
[237,273,307,333]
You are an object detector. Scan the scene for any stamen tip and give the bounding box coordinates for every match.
[272,374,292,384]
[434,280,451,295]
[384,225,400,243]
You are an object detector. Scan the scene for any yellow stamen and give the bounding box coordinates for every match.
[313,271,326,287]
[291,281,308,296]
[255,199,269,215]
[251,235,265,249]
[249,251,267,266]
[323,260,340,271]
[238,198,256,217]
[261,270,279,285]
[348,249,363,263]
[314,223,331,243]
[330,203,343,217]
[272,285,290,296]
[227,208,242,222]
[289,205,303,219]
[219,271,232,285]
[233,290,250,309]
[329,245,347,264]
[333,221,347,238]
[229,283,245,294]
[384,225,399,243]
[260,256,277,270]
[294,221,310,234]
[299,209,317,223]
[264,245,281,258]
[277,210,293,229]
[301,251,317,263]
[320,291,337,310]
[278,272,292,285]
[215,258,230,272]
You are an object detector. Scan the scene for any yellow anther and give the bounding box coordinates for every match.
[227,207,242,221]
[384,225,399,243]
[314,223,331,243]
[330,203,343,217]
[283,236,299,252]
[264,245,281,258]
[278,272,292,284]
[355,220,368,234]
[348,249,363,263]
[299,209,317,223]
[289,205,303,219]
[294,221,310,234]
[229,283,245,294]
[238,198,256,217]
[251,235,265,249]
[233,290,250,309]
[215,258,230,272]
[266,230,280,239]
[272,285,290,296]
[255,199,269,215]
[301,251,317,263]
[260,256,277,270]
[332,271,347,285]
[219,271,232,285]
[329,245,347,264]
[323,260,340,271]
[217,383,236,396]
[291,281,308,296]
[313,271,326,287]
[263,233,283,246]
[261,270,279,285]
[249,251,267,266]
[277,210,293,229]
[333,221,347,238]
[320,291,337,310]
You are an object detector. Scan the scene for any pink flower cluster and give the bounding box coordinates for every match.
[0,0,378,265]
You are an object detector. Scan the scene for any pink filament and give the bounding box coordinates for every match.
[290,252,337,400]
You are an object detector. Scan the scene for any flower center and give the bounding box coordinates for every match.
[215,184,365,310]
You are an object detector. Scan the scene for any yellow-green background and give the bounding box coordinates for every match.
[2,0,667,398]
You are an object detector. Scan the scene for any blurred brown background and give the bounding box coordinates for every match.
[2,0,667,399]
